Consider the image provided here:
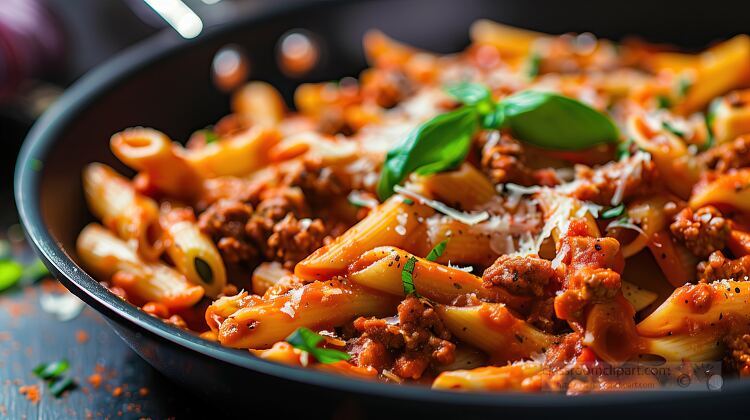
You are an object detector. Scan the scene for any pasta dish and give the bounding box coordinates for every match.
[76,21,750,393]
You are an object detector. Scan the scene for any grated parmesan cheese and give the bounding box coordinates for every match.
[394,186,489,225]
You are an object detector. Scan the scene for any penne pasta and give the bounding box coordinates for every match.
[295,194,434,281]
[690,168,750,213]
[435,303,554,362]
[419,163,497,210]
[216,279,399,349]
[348,246,531,309]
[621,281,658,312]
[232,81,287,127]
[82,163,163,260]
[469,19,545,56]
[432,362,543,392]
[110,127,203,199]
[182,126,281,178]
[636,280,750,337]
[76,224,203,309]
[161,210,227,298]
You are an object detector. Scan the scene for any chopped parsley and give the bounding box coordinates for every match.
[199,128,220,144]
[617,138,634,160]
[402,198,414,205]
[601,203,626,219]
[33,359,76,398]
[401,256,419,296]
[286,327,351,364]
[425,240,449,262]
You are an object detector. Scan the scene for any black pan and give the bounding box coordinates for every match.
[14,0,750,417]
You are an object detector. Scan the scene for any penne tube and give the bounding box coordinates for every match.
[252,262,293,296]
[419,163,497,210]
[110,127,203,199]
[295,194,434,281]
[418,218,499,267]
[636,280,750,337]
[182,126,281,178]
[83,163,163,260]
[690,168,750,213]
[469,19,545,56]
[217,279,399,349]
[76,224,203,309]
[435,303,554,362]
[641,329,724,362]
[582,296,641,364]
[710,91,750,145]
[161,210,227,298]
[432,362,543,392]
[232,81,287,127]
[675,35,750,115]
[621,281,658,312]
[348,246,531,310]
[628,114,699,199]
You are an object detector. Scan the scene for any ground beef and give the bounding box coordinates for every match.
[724,331,750,377]
[527,297,566,334]
[348,296,455,380]
[670,206,730,258]
[266,214,329,269]
[482,255,559,297]
[198,199,259,264]
[199,188,331,268]
[478,131,535,186]
[697,251,750,283]
[568,154,657,205]
[283,159,350,204]
[553,235,623,321]
[361,68,413,109]
[700,135,750,173]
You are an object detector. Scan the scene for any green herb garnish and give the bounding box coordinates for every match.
[377,82,620,200]
[601,203,626,219]
[49,376,75,397]
[676,75,693,98]
[703,97,722,151]
[286,327,351,364]
[33,360,70,380]
[200,128,220,144]
[33,360,76,398]
[401,256,418,296]
[656,95,672,109]
[0,260,23,292]
[377,106,479,200]
[425,240,449,262]
[617,138,634,160]
[525,51,541,79]
[402,198,414,205]
[662,121,685,138]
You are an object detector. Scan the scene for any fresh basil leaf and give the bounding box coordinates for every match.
[49,376,75,398]
[286,327,351,364]
[482,104,505,130]
[401,256,418,296]
[0,260,23,292]
[499,91,619,150]
[444,82,492,106]
[601,204,626,219]
[377,107,479,200]
[33,360,70,380]
[662,121,685,138]
[425,240,449,262]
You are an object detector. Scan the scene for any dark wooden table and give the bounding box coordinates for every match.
[0,235,215,419]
